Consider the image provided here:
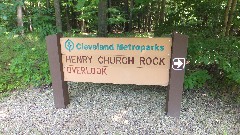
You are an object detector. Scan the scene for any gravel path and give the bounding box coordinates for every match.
[0,82,239,135]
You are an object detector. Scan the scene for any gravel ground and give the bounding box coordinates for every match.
[0,82,239,135]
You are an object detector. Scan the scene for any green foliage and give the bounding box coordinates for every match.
[187,36,240,86]
[108,32,153,37]
[75,0,98,32]
[155,0,227,37]
[0,36,18,92]
[184,70,211,89]
[30,8,56,38]
[0,26,7,36]
[108,8,127,25]
[185,35,240,102]
[0,1,56,38]
[75,0,87,9]
[0,2,16,33]
[0,35,51,93]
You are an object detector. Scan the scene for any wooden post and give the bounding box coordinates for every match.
[46,34,70,108]
[166,32,188,118]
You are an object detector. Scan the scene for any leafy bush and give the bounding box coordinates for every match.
[184,70,211,89]
[185,35,240,102]
[108,7,127,25]
[0,35,51,93]
[31,8,56,38]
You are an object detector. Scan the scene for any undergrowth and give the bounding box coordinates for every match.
[185,35,240,103]
[0,34,51,93]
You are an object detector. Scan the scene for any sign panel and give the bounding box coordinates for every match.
[60,38,172,86]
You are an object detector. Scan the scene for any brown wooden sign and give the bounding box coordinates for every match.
[46,32,188,118]
[60,38,172,86]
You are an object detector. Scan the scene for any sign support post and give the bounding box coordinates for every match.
[166,32,188,117]
[46,34,70,108]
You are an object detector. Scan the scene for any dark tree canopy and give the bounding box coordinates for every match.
[0,0,239,36]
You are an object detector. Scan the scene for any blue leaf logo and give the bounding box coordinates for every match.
[65,39,74,52]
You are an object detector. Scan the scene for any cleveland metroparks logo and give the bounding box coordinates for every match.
[65,39,74,52]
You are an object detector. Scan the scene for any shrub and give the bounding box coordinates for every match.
[184,70,211,89]
[0,35,51,93]
[185,35,240,102]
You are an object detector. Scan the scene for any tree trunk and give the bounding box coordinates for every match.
[17,0,24,35]
[71,0,77,29]
[143,16,147,32]
[97,0,107,37]
[27,2,33,32]
[54,0,62,32]
[223,0,232,35]
[38,1,41,7]
[154,0,161,26]
[46,0,50,8]
[107,0,112,32]
[129,0,134,32]
[124,0,129,32]
[29,18,33,32]
[147,2,153,32]
[65,2,71,32]
[138,14,141,32]
[85,20,89,33]
[225,0,237,36]
[159,0,166,23]
[81,11,86,33]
